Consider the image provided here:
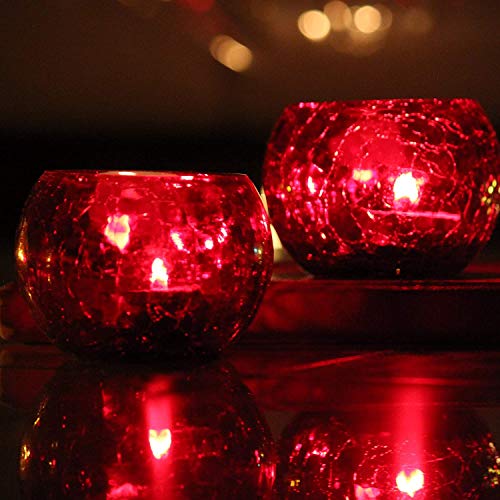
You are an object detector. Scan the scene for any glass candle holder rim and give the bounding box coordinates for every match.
[284,97,483,110]
[40,169,250,181]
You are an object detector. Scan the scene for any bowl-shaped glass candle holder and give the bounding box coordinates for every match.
[20,362,276,499]
[16,171,273,359]
[263,99,500,277]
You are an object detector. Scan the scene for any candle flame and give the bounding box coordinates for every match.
[149,428,172,459]
[393,172,420,204]
[396,468,424,498]
[150,258,169,289]
[104,214,131,251]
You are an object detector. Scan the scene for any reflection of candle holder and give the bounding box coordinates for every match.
[16,171,273,359]
[278,410,500,499]
[264,99,500,277]
[19,361,276,498]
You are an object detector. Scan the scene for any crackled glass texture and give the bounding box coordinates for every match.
[279,410,500,499]
[16,171,272,359]
[19,362,276,499]
[264,99,500,277]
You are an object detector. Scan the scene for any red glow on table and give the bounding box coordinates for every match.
[104,214,131,252]
[148,428,172,460]
[107,483,141,499]
[396,468,424,497]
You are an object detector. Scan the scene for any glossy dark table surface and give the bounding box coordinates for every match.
[1,343,499,499]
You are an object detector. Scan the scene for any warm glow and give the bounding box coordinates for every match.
[149,428,172,459]
[17,246,26,264]
[354,484,381,499]
[21,444,30,461]
[150,258,169,289]
[402,7,434,35]
[375,3,393,30]
[393,173,420,204]
[298,10,331,41]
[210,35,253,73]
[107,483,141,499]
[307,176,317,194]
[353,5,382,34]
[117,171,137,176]
[324,1,352,31]
[182,0,214,13]
[260,188,284,253]
[352,168,374,183]
[171,231,185,250]
[104,214,131,251]
[396,469,424,497]
[204,237,214,250]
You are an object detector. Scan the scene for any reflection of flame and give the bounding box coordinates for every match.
[352,168,374,183]
[149,428,172,459]
[170,232,184,250]
[393,172,420,204]
[354,484,381,499]
[107,483,141,498]
[104,214,131,251]
[150,258,169,289]
[396,469,424,498]
[16,246,26,264]
[204,237,214,250]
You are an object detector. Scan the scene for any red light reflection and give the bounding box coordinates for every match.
[354,484,381,498]
[150,258,169,289]
[396,468,424,497]
[148,428,172,460]
[393,172,421,204]
[104,214,131,251]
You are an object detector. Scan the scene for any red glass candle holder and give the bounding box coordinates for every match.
[263,98,500,277]
[279,410,499,499]
[19,362,276,498]
[15,171,273,359]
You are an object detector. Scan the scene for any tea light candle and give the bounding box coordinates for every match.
[16,170,273,359]
[264,98,500,277]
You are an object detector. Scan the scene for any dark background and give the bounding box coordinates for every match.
[1,0,499,278]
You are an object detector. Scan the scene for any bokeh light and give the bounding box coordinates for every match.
[324,1,352,32]
[210,35,253,72]
[375,3,393,31]
[353,5,382,34]
[298,10,331,41]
